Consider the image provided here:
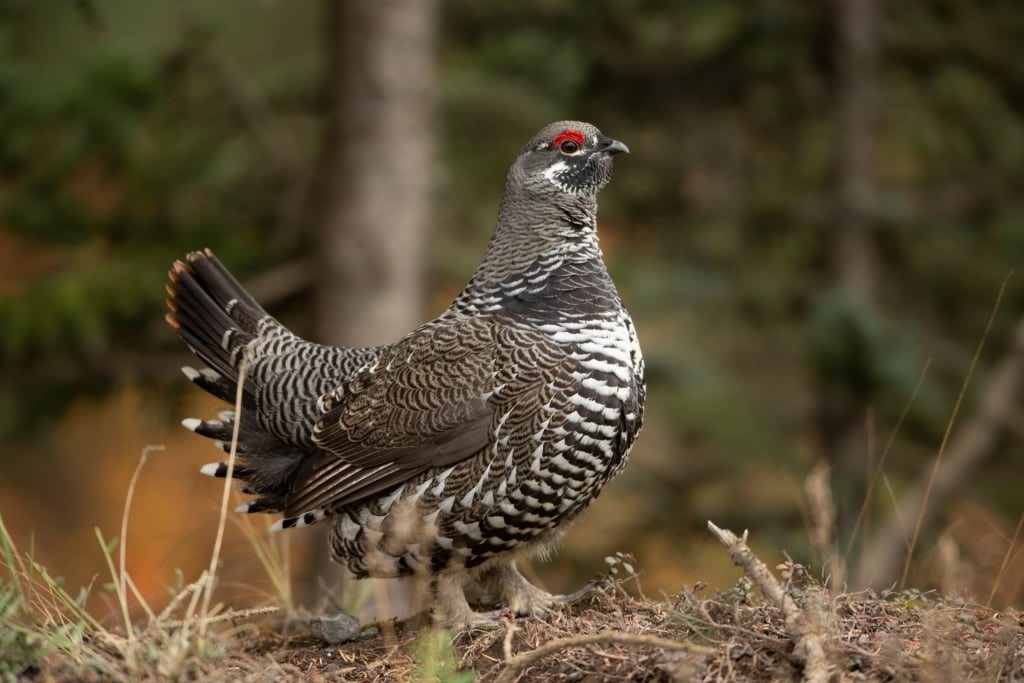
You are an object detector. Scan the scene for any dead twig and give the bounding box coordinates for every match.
[804,460,840,587]
[707,521,830,683]
[494,631,714,683]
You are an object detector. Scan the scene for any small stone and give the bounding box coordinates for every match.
[310,611,361,644]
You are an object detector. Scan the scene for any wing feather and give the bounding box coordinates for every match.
[283,318,503,517]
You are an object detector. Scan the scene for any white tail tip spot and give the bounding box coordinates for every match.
[235,503,252,513]
[199,462,222,477]
[182,418,202,432]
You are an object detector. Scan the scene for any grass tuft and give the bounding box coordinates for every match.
[0,435,278,681]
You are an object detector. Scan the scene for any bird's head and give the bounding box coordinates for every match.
[512,121,629,197]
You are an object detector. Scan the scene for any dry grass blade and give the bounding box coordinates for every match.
[231,511,293,612]
[988,510,1024,608]
[118,444,165,635]
[0,513,27,604]
[901,273,1012,589]
[846,358,931,562]
[162,604,280,629]
[199,354,250,638]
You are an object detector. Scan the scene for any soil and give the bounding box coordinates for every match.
[223,581,1024,681]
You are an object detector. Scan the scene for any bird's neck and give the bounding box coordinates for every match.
[449,191,618,319]
[491,187,601,264]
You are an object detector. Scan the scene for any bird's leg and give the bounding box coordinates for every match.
[430,571,506,630]
[471,559,609,619]
[473,560,559,618]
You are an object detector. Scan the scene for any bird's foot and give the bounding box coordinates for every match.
[500,573,559,619]
[455,606,515,632]
[433,564,609,629]
[473,561,605,620]
[432,572,514,630]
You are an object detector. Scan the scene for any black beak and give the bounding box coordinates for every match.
[601,138,630,156]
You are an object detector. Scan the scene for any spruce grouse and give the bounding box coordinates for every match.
[166,121,645,626]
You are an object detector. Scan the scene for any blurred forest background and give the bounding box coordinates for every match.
[2,0,1024,623]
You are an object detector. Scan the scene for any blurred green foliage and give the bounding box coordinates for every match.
[438,0,1024,517]
[1,0,1023,571]
[0,1,318,436]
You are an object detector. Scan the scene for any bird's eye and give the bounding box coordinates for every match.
[552,129,586,155]
[559,139,580,154]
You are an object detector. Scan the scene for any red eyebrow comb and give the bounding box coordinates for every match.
[553,129,585,147]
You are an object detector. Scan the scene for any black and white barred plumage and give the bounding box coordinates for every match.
[166,121,644,626]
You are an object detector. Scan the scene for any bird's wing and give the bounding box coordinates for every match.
[282,317,568,517]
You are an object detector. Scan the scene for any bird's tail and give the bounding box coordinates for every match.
[166,249,309,515]
[166,249,268,382]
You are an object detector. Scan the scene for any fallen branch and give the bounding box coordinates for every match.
[707,521,830,683]
[494,631,714,683]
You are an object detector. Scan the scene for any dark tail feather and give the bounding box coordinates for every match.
[167,249,305,516]
[166,249,269,382]
[180,248,264,312]
[180,366,249,406]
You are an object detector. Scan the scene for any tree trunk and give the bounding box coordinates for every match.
[312,0,437,347]
[295,0,437,609]
[812,0,881,574]
[832,0,879,305]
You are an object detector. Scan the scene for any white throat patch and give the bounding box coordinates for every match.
[542,160,578,194]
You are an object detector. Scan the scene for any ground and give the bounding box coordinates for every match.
[17,576,1023,682]
[254,584,1023,681]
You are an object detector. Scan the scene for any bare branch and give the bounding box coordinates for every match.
[707,521,831,683]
